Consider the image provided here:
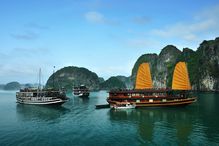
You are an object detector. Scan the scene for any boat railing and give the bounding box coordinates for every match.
[109,88,172,93]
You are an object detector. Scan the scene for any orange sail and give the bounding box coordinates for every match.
[172,62,191,90]
[135,63,153,89]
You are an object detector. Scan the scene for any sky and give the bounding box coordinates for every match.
[0,0,219,84]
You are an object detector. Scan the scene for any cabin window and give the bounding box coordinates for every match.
[136,100,140,103]
[28,93,33,97]
[162,99,167,102]
[149,99,153,102]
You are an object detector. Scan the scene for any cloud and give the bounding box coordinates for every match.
[152,19,216,41]
[93,65,132,79]
[0,62,51,84]
[133,16,151,25]
[84,11,118,25]
[84,0,112,9]
[127,39,152,48]
[0,52,8,59]
[12,47,49,56]
[25,23,49,30]
[85,11,105,23]
[11,31,39,40]
[126,38,162,50]
[10,23,49,41]
[0,47,52,84]
[151,5,219,42]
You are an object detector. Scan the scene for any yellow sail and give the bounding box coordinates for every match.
[172,62,191,90]
[135,63,153,89]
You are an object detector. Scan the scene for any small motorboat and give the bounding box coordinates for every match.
[112,102,136,109]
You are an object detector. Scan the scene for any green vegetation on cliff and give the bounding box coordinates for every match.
[131,37,219,91]
[46,66,100,90]
[100,77,126,90]
[115,75,133,89]
[45,66,132,90]
[132,45,181,88]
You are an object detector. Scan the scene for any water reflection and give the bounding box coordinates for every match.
[108,107,196,145]
[11,92,219,145]
[78,97,89,103]
[196,93,219,144]
[16,104,70,122]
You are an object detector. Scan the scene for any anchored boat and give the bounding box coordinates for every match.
[16,88,68,105]
[107,62,196,108]
[73,85,90,97]
[16,69,68,105]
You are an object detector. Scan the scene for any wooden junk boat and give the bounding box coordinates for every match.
[107,62,196,108]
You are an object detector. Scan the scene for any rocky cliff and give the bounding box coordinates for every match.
[46,66,100,90]
[131,37,219,91]
[45,66,133,91]
[4,82,21,90]
[100,77,126,90]
[115,75,133,89]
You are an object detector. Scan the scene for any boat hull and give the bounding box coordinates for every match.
[73,92,90,98]
[107,97,196,108]
[16,88,68,106]
[113,105,135,109]
[16,99,67,105]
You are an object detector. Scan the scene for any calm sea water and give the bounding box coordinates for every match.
[0,90,219,146]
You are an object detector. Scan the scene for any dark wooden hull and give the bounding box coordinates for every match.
[107,97,196,107]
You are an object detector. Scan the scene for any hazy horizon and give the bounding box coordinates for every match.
[0,0,219,84]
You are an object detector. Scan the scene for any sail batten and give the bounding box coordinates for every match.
[172,62,191,90]
[135,63,153,89]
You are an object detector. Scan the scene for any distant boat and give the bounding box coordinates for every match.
[107,62,196,107]
[73,85,90,97]
[16,68,68,105]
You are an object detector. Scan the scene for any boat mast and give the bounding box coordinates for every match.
[39,68,42,90]
[37,68,41,97]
